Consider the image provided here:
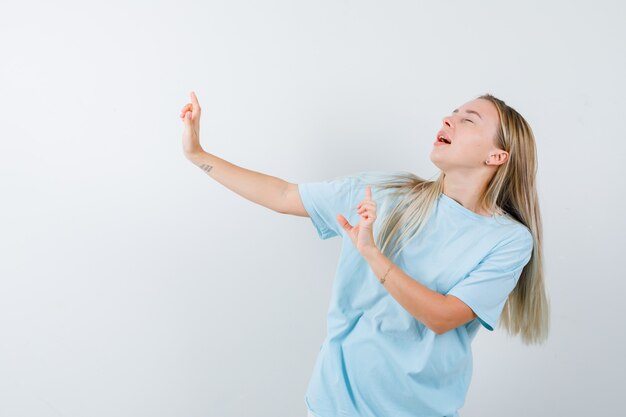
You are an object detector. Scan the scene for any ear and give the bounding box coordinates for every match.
[486,149,509,166]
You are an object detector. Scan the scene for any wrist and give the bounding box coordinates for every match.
[360,246,381,262]
[186,150,208,164]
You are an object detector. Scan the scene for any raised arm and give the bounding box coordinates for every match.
[180,92,308,217]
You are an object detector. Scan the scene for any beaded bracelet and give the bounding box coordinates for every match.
[380,264,393,285]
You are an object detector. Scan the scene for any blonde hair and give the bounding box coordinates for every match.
[361,93,549,345]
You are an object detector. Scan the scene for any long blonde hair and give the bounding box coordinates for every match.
[361,93,549,345]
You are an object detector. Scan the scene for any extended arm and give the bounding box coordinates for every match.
[180,92,308,217]
[186,151,307,217]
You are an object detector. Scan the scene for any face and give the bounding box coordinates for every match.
[430,98,507,172]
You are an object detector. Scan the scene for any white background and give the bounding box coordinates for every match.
[1,1,625,416]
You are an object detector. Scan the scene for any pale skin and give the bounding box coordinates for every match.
[180,92,508,335]
[431,98,509,215]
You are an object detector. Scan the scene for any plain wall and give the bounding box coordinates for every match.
[1,0,625,416]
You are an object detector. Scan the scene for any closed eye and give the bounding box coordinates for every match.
[464,118,473,123]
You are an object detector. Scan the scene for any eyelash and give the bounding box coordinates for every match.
[463,119,473,123]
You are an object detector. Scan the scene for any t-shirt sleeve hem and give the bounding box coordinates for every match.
[298,183,337,240]
[447,291,495,331]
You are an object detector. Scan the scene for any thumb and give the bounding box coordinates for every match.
[336,214,352,231]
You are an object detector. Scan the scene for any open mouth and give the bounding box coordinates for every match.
[437,135,451,144]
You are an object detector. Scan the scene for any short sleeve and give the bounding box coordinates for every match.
[446,226,534,331]
[298,174,356,240]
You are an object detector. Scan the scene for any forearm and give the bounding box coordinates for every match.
[186,151,288,213]
[362,248,448,334]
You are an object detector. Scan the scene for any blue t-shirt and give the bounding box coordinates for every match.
[298,170,533,417]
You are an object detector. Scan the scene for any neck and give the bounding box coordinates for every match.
[441,170,494,216]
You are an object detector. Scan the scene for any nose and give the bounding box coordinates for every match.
[441,116,453,128]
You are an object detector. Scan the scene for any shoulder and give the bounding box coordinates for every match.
[502,218,533,245]
[489,220,534,267]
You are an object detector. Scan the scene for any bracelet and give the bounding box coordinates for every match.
[380,264,393,285]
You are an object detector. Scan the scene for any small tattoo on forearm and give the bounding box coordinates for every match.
[199,164,213,174]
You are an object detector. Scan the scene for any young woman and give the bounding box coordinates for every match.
[179,92,550,417]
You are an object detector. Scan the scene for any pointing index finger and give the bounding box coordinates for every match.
[190,91,200,109]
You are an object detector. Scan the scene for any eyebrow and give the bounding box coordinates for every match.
[452,108,483,120]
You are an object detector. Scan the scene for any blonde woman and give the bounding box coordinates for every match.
[179,92,549,417]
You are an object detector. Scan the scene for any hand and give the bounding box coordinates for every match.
[180,91,204,157]
[336,185,379,255]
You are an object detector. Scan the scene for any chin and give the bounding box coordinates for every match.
[429,152,442,169]
[430,157,450,174]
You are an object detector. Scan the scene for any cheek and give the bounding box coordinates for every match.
[467,137,492,154]
[456,140,486,154]
[453,139,491,162]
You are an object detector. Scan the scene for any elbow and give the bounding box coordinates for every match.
[431,324,449,335]
[424,317,447,335]
[429,316,473,335]
[426,295,476,335]
[427,314,454,335]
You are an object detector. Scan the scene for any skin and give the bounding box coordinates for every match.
[180,91,202,157]
[431,98,509,216]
